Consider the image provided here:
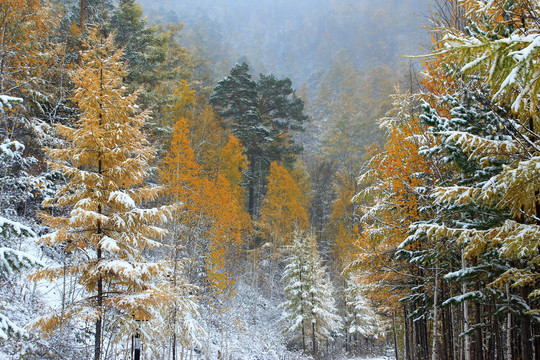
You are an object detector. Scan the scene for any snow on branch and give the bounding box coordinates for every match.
[0,215,37,239]
[0,95,23,113]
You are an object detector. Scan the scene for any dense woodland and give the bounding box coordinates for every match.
[1,0,540,359]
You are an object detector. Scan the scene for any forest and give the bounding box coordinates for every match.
[1,0,540,359]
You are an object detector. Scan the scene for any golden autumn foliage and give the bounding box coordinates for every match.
[171,80,197,119]
[160,114,250,295]
[0,0,55,95]
[167,80,233,177]
[220,135,247,205]
[160,116,201,201]
[353,93,440,308]
[326,171,359,270]
[30,32,175,354]
[258,161,309,248]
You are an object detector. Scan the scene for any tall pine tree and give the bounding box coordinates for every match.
[210,62,307,217]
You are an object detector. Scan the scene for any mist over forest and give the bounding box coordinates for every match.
[135,0,434,167]
[139,0,432,84]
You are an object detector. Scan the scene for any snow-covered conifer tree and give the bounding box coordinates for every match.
[343,276,384,353]
[0,96,46,342]
[29,30,179,360]
[280,232,341,355]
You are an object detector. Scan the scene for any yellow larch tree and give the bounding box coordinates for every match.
[327,170,360,271]
[353,91,440,312]
[220,135,247,206]
[0,0,54,95]
[160,113,250,296]
[160,116,201,201]
[30,31,176,360]
[258,161,309,249]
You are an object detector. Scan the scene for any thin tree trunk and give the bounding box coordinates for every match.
[248,154,256,218]
[173,332,177,360]
[474,292,483,360]
[521,285,533,360]
[450,304,457,360]
[441,281,452,360]
[77,0,87,64]
[393,312,400,360]
[300,270,305,353]
[172,229,180,360]
[404,304,411,360]
[432,267,439,360]
[79,0,86,32]
[94,54,105,360]
[462,251,471,360]
[312,321,317,356]
[312,291,317,356]
[94,253,103,360]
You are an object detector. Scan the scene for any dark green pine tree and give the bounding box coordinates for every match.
[108,0,192,89]
[210,62,269,217]
[256,74,308,166]
[109,0,167,85]
[210,62,307,217]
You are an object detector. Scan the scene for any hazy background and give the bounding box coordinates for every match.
[137,0,435,163]
[138,0,433,85]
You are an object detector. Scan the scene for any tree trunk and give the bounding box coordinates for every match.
[300,270,305,353]
[311,291,317,356]
[506,282,512,360]
[404,304,411,360]
[521,286,533,360]
[462,251,471,360]
[474,295,483,360]
[311,293,317,356]
[432,268,439,360]
[312,321,317,356]
[393,312,400,360]
[172,240,179,360]
[248,154,256,218]
[248,185,255,218]
[441,281,453,360]
[94,60,104,360]
[77,0,87,64]
[172,332,177,360]
[94,256,103,360]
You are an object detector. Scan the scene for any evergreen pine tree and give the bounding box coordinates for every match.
[210,62,269,217]
[210,62,307,217]
[343,276,384,353]
[0,97,46,341]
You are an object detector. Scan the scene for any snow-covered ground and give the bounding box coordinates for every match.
[198,278,393,360]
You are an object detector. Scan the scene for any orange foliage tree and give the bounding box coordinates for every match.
[219,135,247,206]
[258,161,309,249]
[0,0,54,95]
[160,115,250,295]
[326,170,360,271]
[353,91,441,309]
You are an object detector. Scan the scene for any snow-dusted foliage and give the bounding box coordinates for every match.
[0,95,22,114]
[280,232,341,354]
[0,96,47,349]
[343,276,384,340]
[0,216,42,342]
[0,138,52,219]
[422,4,540,299]
[28,31,202,359]
[441,0,540,115]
